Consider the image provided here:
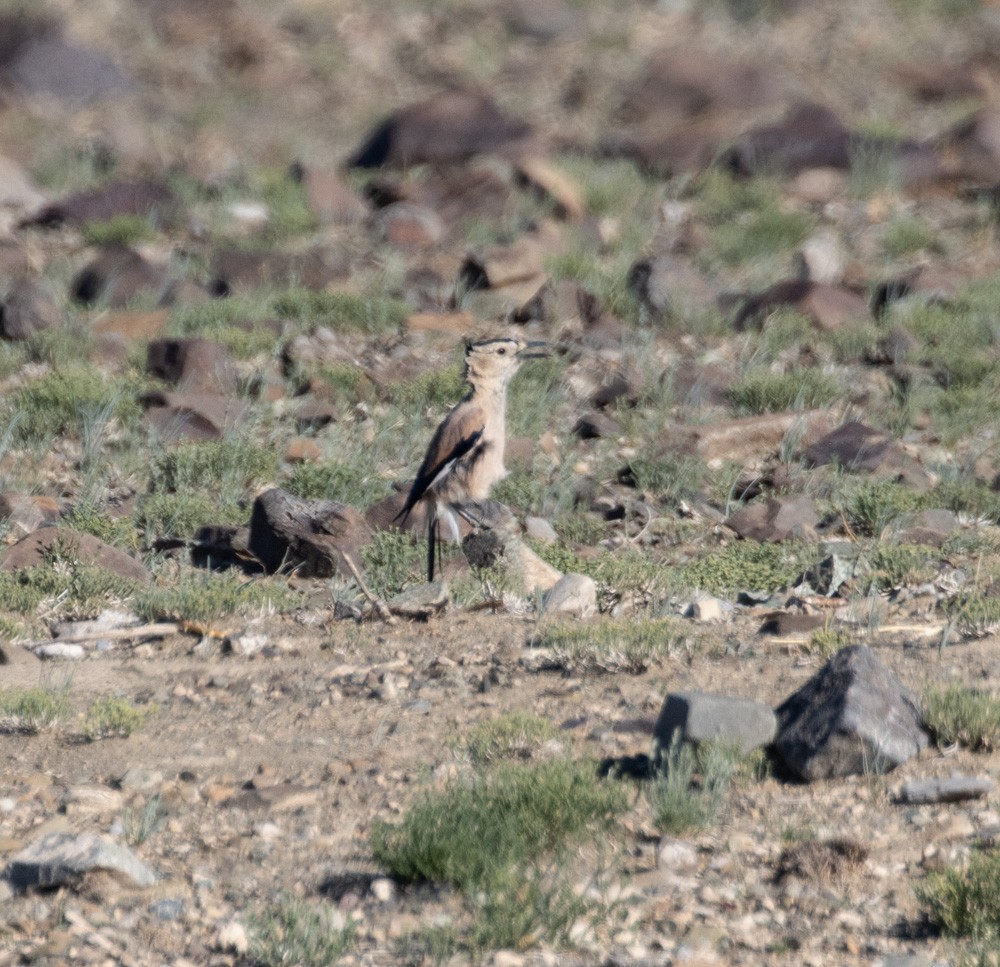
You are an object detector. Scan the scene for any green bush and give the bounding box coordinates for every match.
[135,491,244,542]
[942,593,1000,640]
[0,561,139,618]
[648,732,739,835]
[134,572,300,624]
[287,460,390,508]
[360,530,425,599]
[149,439,277,494]
[917,847,1000,940]
[620,453,705,503]
[7,366,139,444]
[370,759,627,891]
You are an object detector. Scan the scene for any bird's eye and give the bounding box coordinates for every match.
[497,347,506,355]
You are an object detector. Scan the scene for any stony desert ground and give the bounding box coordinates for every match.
[4,0,1000,965]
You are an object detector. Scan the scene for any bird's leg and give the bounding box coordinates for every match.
[453,502,485,530]
[426,515,437,582]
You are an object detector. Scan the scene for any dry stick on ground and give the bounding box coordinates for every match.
[28,622,180,648]
[339,550,397,624]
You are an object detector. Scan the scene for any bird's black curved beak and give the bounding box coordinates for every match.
[518,341,550,358]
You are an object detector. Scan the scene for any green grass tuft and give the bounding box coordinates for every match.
[83,696,154,740]
[683,540,814,596]
[465,712,559,767]
[0,682,72,734]
[248,896,356,967]
[726,367,842,415]
[134,572,300,625]
[916,847,1000,941]
[924,685,1000,751]
[532,617,688,673]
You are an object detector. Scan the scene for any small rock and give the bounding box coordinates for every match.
[216,920,248,955]
[685,596,724,622]
[657,837,698,871]
[226,632,268,657]
[524,516,558,544]
[897,776,994,805]
[387,581,449,619]
[541,573,597,617]
[370,877,396,902]
[795,230,845,285]
[118,767,164,793]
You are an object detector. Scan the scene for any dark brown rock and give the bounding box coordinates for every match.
[573,411,622,440]
[628,254,718,320]
[247,487,373,578]
[146,338,237,395]
[726,495,819,542]
[374,202,446,249]
[0,526,150,585]
[26,179,177,229]
[347,90,532,169]
[0,278,61,340]
[758,611,826,636]
[897,509,960,548]
[734,279,869,332]
[71,245,171,308]
[721,103,856,176]
[365,490,429,536]
[210,248,347,296]
[803,421,895,472]
[141,391,248,442]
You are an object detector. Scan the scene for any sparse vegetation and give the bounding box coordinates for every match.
[121,794,168,845]
[83,695,154,739]
[531,617,688,673]
[134,572,300,624]
[726,367,842,415]
[248,897,356,967]
[923,685,1000,751]
[0,681,72,734]
[465,712,559,766]
[683,540,814,596]
[648,732,741,835]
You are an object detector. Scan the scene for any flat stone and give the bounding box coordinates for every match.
[9,832,156,888]
[725,496,819,543]
[387,581,449,619]
[774,645,929,781]
[685,596,724,622]
[654,691,777,756]
[896,776,994,805]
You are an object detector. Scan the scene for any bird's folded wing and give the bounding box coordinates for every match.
[396,404,486,521]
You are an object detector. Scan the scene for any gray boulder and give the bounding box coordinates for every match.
[654,691,777,756]
[9,832,156,888]
[774,645,929,781]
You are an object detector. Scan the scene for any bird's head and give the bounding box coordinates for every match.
[463,336,549,385]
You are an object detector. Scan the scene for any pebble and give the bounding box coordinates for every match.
[216,921,248,954]
[370,877,395,903]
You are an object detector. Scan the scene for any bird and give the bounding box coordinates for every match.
[396,336,549,581]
